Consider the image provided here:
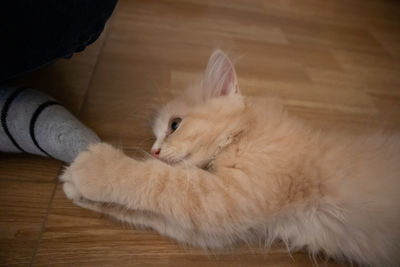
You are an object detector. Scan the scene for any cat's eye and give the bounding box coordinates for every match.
[169,117,182,134]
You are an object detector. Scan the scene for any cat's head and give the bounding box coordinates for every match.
[151,50,245,167]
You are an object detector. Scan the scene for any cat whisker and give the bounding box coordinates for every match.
[124,146,157,161]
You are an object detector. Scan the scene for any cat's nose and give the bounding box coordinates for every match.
[151,148,161,158]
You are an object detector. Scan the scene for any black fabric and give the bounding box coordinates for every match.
[0,0,118,82]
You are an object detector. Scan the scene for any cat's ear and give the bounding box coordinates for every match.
[202,50,240,99]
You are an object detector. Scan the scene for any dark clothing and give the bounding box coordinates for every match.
[0,0,118,82]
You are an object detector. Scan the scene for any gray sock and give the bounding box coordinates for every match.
[0,86,100,163]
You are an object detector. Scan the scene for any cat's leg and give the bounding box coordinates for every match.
[74,197,240,247]
[73,198,185,237]
[73,198,166,228]
[61,143,268,248]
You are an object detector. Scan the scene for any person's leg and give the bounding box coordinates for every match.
[0,0,118,82]
[0,86,100,163]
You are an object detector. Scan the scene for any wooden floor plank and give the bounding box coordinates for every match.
[0,154,60,183]
[0,181,55,265]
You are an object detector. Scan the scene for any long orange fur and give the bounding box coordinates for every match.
[61,50,400,266]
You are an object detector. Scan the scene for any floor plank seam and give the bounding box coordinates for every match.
[29,181,58,267]
[77,2,119,118]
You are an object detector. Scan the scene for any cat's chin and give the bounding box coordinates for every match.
[158,153,211,168]
[159,154,189,166]
[159,157,182,165]
[159,157,214,171]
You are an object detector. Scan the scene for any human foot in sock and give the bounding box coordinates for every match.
[0,86,100,163]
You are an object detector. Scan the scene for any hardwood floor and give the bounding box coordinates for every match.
[1,0,400,265]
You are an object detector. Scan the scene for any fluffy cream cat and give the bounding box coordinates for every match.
[61,50,400,266]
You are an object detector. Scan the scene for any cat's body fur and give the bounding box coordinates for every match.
[61,50,400,266]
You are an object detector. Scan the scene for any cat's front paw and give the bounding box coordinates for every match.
[60,168,83,202]
[60,142,125,203]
